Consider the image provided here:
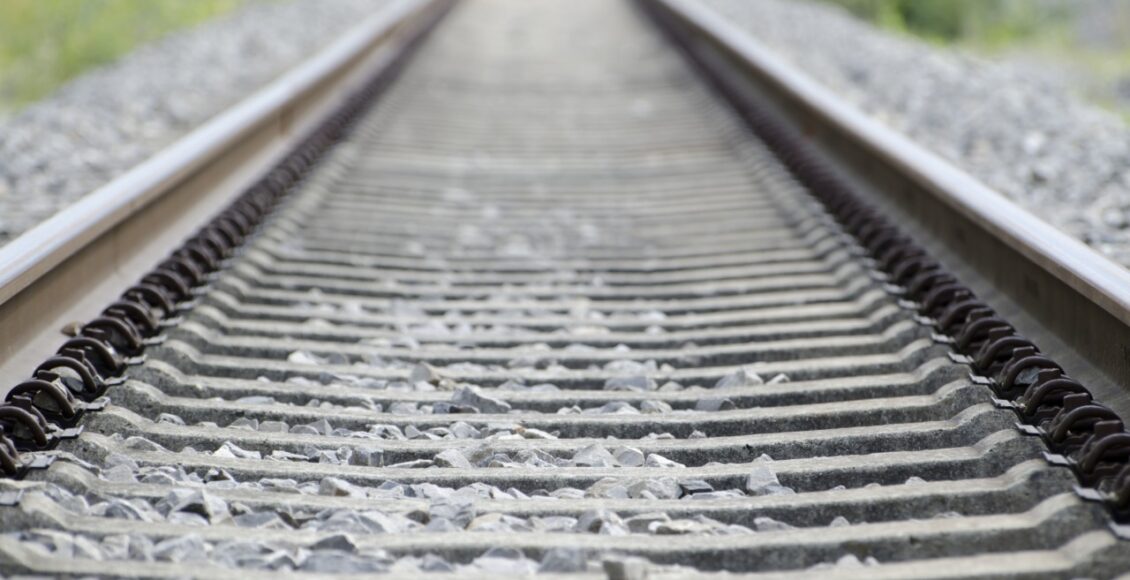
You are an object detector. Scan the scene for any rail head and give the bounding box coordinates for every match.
[0,0,434,307]
[0,0,450,384]
[649,0,1130,412]
[655,0,1130,327]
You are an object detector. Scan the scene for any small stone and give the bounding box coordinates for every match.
[258,420,290,433]
[306,418,334,436]
[98,498,157,521]
[746,465,781,495]
[531,515,578,532]
[603,556,650,580]
[539,547,588,572]
[319,477,367,498]
[586,477,631,499]
[152,534,207,563]
[227,417,259,431]
[695,398,736,411]
[573,444,617,467]
[155,489,195,515]
[205,469,234,484]
[387,459,434,469]
[604,375,657,391]
[288,350,321,365]
[754,516,795,532]
[467,512,528,532]
[307,446,346,464]
[419,553,455,572]
[678,479,714,495]
[471,549,539,574]
[425,517,462,532]
[311,533,359,552]
[235,395,276,405]
[644,453,684,468]
[715,366,764,388]
[352,447,384,467]
[463,512,502,531]
[156,413,185,425]
[449,422,481,439]
[516,426,556,440]
[434,449,473,469]
[234,512,287,529]
[123,436,167,452]
[613,446,645,467]
[430,496,476,528]
[652,519,714,535]
[102,464,137,483]
[407,482,450,499]
[359,510,410,534]
[101,531,130,558]
[625,512,671,533]
[575,509,626,535]
[301,552,388,573]
[628,477,680,499]
[126,534,154,561]
[170,490,230,523]
[53,489,90,514]
[594,401,639,415]
[269,449,309,462]
[452,385,511,414]
[410,363,439,383]
[830,516,850,528]
[213,441,261,460]
[136,470,174,483]
[639,400,673,414]
[166,511,208,526]
[686,490,744,500]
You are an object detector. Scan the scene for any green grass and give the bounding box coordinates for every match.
[816,0,1130,121]
[0,0,243,113]
[819,0,1075,47]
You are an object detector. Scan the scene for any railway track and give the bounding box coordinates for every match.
[0,0,1129,577]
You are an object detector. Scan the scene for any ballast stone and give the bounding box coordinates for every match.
[452,385,512,414]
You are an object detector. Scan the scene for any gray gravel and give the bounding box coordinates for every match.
[701,0,1130,265]
[44,458,788,536]
[0,0,388,245]
[0,0,1088,575]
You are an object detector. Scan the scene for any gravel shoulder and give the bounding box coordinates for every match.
[0,0,387,246]
[701,0,1130,266]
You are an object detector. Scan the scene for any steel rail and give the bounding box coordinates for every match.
[0,0,450,386]
[0,1,1127,575]
[644,0,1130,417]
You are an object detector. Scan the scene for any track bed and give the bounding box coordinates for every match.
[0,0,1125,577]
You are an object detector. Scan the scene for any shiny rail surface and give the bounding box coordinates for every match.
[0,0,448,388]
[645,0,1130,418]
[0,0,1127,577]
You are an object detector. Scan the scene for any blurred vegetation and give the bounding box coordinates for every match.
[821,0,1074,47]
[817,0,1130,121]
[0,0,243,114]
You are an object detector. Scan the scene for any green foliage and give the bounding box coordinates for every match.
[0,0,242,111]
[822,0,1073,47]
[814,0,1130,121]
